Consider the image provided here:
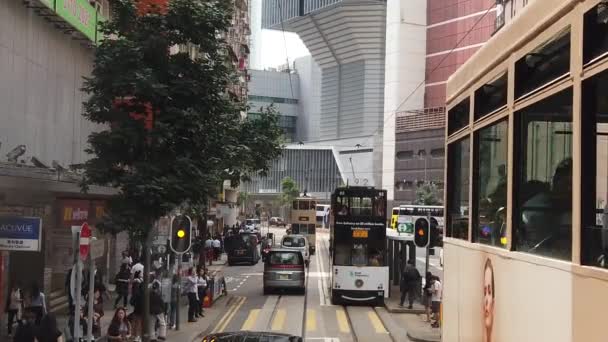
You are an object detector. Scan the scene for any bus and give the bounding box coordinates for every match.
[316,204,331,228]
[329,186,388,305]
[391,205,444,230]
[442,1,608,340]
[290,196,317,255]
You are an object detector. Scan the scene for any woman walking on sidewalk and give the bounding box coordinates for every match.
[114,264,130,308]
[107,307,132,342]
[34,313,63,342]
[27,283,46,325]
[5,282,23,336]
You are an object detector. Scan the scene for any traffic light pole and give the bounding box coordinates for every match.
[176,254,181,331]
[425,213,431,279]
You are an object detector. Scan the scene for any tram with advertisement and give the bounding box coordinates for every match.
[329,186,388,305]
[442,1,608,340]
[289,196,317,255]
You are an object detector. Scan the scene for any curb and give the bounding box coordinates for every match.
[406,331,441,342]
[384,306,426,315]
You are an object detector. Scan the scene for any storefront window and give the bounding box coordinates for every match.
[474,120,508,247]
[514,88,572,260]
[447,137,470,240]
[582,70,608,268]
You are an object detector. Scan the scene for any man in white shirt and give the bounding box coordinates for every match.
[185,268,199,322]
[212,238,221,261]
[430,276,442,328]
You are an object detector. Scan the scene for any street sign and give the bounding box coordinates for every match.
[79,222,91,261]
[0,216,42,252]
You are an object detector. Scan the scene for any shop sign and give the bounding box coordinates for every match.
[39,0,55,10]
[59,200,90,227]
[0,216,42,252]
[55,0,97,41]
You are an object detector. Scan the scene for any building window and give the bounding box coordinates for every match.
[514,88,572,260]
[473,120,508,248]
[474,72,508,120]
[447,137,470,240]
[448,98,470,135]
[582,69,608,268]
[395,181,409,191]
[583,1,608,65]
[396,151,414,160]
[430,148,445,158]
[515,27,570,99]
[248,95,298,104]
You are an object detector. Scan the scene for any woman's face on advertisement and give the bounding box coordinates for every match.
[484,266,494,329]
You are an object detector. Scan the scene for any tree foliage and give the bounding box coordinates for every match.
[280,177,300,206]
[80,0,283,238]
[414,182,442,206]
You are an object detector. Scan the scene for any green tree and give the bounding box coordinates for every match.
[278,177,300,219]
[414,181,443,205]
[80,1,282,338]
[237,191,250,215]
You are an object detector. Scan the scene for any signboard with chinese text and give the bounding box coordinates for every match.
[0,217,42,252]
[55,0,97,41]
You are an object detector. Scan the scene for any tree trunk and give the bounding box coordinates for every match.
[142,228,153,342]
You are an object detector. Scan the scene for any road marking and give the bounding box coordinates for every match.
[367,311,388,334]
[306,309,317,332]
[241,309,260,330]
[271,309,286,331]
[336,308,350,333]
[213,296,246,333]
[318,279,326,306]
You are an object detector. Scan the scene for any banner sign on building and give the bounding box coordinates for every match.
[39,0,55,10]
[0,217,42,252]
[55,0,98,41]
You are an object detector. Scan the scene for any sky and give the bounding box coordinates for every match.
[260,29,310,69]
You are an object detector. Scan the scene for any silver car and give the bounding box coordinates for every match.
[263,249,306,295]
[280,234,310,267]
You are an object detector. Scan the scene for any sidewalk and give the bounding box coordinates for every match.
[383,285,441,342]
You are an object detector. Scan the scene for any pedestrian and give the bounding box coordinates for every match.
[90,289,105,338]
[185,268,199,323]
[107,307,132,342]
[430,275,442,328]
[423,272,433,321]
[168,275,179,329]
[129,271,144,342]
[131,259,144,279]
[33,313,63,342]
[27,283,46,325]
[196,268,208,317]
[400,260,421,309]
[212,237,221,261]
[114,264,130,308]
[149,282,167,340]
[5,281,23,336]
[121,251,133,269]
[14,309,36,342]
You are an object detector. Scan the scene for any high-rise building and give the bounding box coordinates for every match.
[248,69,300,142]
[248,0,263,69]
[226,0,251,103]
[262,0,387,188]
[392,0,498,204]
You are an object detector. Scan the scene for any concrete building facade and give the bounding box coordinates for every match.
[248,69,300,142]
[393,0,497,204]
[262,0,387,188]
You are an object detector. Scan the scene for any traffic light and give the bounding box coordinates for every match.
[170,215,192,254]
[414,218,430,248]
[429,217,443,248]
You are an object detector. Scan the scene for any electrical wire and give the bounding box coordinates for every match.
[276,0,296,100]
[361,1,497,147]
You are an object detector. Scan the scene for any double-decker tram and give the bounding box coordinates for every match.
[329,186,388,305]
[290,196,317,255]
[443,1,608,340]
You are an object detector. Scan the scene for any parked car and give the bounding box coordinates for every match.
[263,249,306,295]
[280,234,310,267]
[270,217,286,227]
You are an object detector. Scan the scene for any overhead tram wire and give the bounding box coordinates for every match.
[361,1,498,147]
[276,0,295,100]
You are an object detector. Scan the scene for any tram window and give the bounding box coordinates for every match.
[514,88,572,260]
[473,120,508,248]
[291,224,300,234]
[474,72,508,120]
[333,241,385,267]
[293,201,298,210]
[448,97,470,135]
[515,27,570,99]
[447,137,470,240]
[351,197,372,216]
[583,1,608,65]
[299,201,308,210]
[581,70,608,268]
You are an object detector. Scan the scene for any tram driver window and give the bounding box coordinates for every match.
[514,88,572,260]
[582,69,608,269]
[474,120,508,248]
